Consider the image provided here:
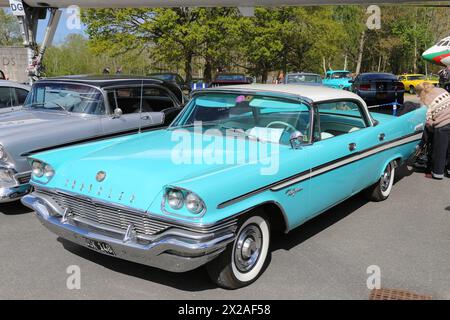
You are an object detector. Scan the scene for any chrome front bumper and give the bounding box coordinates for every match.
[0,184,32,203]
[0,169,32,203]
[22,194,236,273]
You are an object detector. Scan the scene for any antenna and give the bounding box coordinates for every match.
[138,78,144,134]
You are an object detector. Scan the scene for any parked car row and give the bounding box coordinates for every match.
[0,74,426,289]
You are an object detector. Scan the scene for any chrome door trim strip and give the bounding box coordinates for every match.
[218,131,423,208]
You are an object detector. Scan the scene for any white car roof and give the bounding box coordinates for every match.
[0,80,31,91]
[208,84,365,105]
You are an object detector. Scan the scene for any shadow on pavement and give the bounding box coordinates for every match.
[0,201,33,215]
[58,238,216,292]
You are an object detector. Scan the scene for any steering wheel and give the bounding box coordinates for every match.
[266,121,298,133]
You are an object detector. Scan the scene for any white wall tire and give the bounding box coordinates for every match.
[206,214,271,289]
[364,161,396,202]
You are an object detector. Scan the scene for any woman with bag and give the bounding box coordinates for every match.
[416,82,450,179]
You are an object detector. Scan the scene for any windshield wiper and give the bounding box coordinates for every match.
[26,102,68,112]
[168,122,266,143]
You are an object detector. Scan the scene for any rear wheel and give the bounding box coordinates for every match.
[364,161,396,202]
[207,214,271,289]
[409,86,415,95]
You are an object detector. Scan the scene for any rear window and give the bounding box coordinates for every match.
[359,73,397,81]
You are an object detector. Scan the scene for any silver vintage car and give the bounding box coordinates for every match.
[0,75,184,202]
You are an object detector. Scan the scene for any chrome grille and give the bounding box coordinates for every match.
[16,173,31,185]
[38,190,171,236]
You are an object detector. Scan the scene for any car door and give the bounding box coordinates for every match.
[101,86,172,136]
[307,100,371,215]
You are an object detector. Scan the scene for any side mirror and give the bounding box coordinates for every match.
[112,107,123,119]
[290,131,304,149]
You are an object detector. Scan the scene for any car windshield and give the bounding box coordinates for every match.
[24,83,105,114]
[408,75,426,81]
[330,72,351,79]
[170,92,311,145]
[286,74,321,84]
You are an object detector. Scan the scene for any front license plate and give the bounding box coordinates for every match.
[84,238,116,256]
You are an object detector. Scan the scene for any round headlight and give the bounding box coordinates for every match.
[32,161,44,178]
[167,189,184,210]
[185,192,204,214]
[44,164,55,178]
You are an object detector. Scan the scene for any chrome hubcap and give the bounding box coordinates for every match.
[381,164,392,192]
[234,224,262,273]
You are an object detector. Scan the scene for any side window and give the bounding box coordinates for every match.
[107,86,175,115]
[314,101,368,141]
[0,87,15,109]
[399,76,405,81]
[15,88,29,106]
[176,75,184,85]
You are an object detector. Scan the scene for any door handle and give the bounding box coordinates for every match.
[379,133,386,141]
[141,115,151,120]
[349,143,357,151]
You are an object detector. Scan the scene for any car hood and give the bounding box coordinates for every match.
[38,129,287,215]
[0,109,86,140]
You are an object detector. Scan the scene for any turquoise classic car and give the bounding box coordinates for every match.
[22,84,426,289]
[323,70,353,90]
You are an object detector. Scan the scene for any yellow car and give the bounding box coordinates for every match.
[398,74,439,94]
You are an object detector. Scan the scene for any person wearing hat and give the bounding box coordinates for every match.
[416,82,450,179]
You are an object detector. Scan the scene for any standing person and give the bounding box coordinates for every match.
[277,71,285,84]
[438,66,450,90]
[416,82,450,179]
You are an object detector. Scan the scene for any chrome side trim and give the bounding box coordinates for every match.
[218,131,422,208]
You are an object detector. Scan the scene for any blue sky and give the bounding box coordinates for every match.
[4,8,87,44]
[37,9,87,44]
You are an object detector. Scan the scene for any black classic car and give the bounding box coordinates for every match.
[209,73,252,87]
[350,73,405,107]
[148,72,191,92]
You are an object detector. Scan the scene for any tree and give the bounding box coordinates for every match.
[83,8,236,82]
[0,9,21,46]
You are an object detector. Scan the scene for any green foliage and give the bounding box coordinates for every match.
[0,9,21,46]
[31,6,450,79]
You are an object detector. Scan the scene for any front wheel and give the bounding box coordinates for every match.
[206,214,271,289]
[363,161,396,202]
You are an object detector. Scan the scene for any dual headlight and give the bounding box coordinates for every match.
[31,160,55,183]
[165,188,205,215]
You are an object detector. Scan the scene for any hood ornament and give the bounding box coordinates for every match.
[96,171,106,182]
